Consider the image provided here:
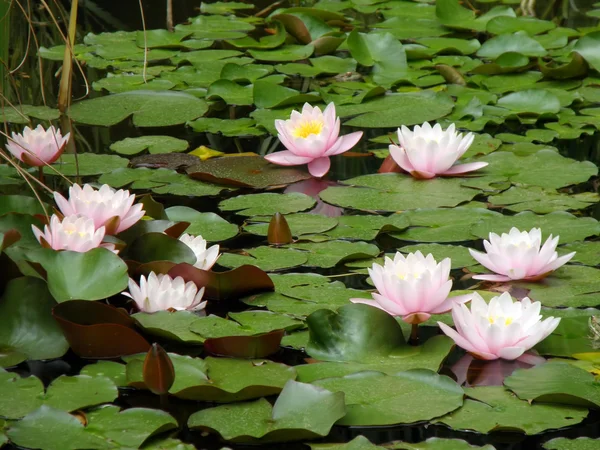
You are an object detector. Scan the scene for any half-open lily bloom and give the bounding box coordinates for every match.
[54,183,145,235]
[350,251,472,324]
[178,233,220,271]
[123,272,206,313]
[389,122,488,179]
[6,125,70,167]
[469,227,575,282]
[32,214,109,253]
[438,292,560,361]
[265,102,363,178]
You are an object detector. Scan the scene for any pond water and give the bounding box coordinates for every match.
[2,0,600,449]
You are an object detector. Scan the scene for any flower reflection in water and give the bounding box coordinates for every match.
[449,352,546,387]
[284,178,344,218]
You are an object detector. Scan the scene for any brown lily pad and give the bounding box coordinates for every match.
[52,300,151,358]
[204,329,285,358]
[187,155,312,188]
[129,153,200,171]
[167,263,274,302]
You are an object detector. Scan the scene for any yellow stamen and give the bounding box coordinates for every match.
[292,120,324,139]
[505,317,513,326]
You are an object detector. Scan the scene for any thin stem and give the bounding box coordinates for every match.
[38,165,44,184]
[409,324,419,346]
[166,0,173,31]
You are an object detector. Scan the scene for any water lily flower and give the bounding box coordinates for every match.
[438,292,560,361]
[389,122,488,179]
[265,102,363,178]
[178,233,220,271]
[449,353,545,387]
[350,251,472,325]
[123,272,206,313]
[469,227,575,282]
[6,124,70,167]
[54,183,145,235]
[32,214,110,253]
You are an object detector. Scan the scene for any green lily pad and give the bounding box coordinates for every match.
[220,192,315,216]
[190,311,303,339]
[488,186,598,213]
[164,206,238,241]
[337,92,454,128]
[0,277,68,366]
[245,213,338,237]
[486,16,556,35]
[109,136,189,155]
[317,214,409,241]
[80,361,127,387]
[92,75,176,94]
[544,438,600,450]
[187,380,346,443]
[514,265,600,308]
[436,0,515,31]
[497,89,561,115]
[471,211,600,244]
[0,105,60,124]
[133,311,203,344]
[69,91,209,127]
[391,207,502,243]
[288,240,380,268]
[126,353,296,402]
[218,247,309,272]
[435,386,587,434]
[0,368,117,419]
[306,303,406,362]
[207,79,254,106]
[187,117,264,137]
[320,175,480,212]
[314,369,464,426]
[477,31,547,59]
[560,241,600,266]
[52,154,128,176]
[505,362,600,408]
[254,79,321,109]
[26,248,129,302]
[7,405,177,450]
[249,44,315,62]
[573,31,600,72]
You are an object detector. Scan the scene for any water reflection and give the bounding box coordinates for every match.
[284,178,344,217]
[450,353,546,387]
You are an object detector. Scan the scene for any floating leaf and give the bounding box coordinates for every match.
[220,192,315,216]
[187,117,264,137]
[164,206,238,241]
[218,246,308,272]
[246,213,338,238]
[504,361,600,409]
[52,300,150,358]
[477,31,547,59]
[289,240,379,268]
[187,380,345,443]
[250,44,315,62]
[0,277,68,367]
[188,156,312,188]
[573,31,600,72]
[52,154,128,176]
[486,16,556,35]
[488,186,598,213]
[435,386,587,434]
[109,136,189,155]
[315,369,464,426]
[497,89,561,115]
[544,438,600,450]
[125,232,197,265]
[69,91,209,127]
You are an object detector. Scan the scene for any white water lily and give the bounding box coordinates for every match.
[6,125,70,167]
[54,183,145,235]
[438,292,560,360]
[178,233,220,271]
[389,122,487,179]
[32,214,111,253]
[351,251,472,324]
[123,272,206,313]
[469,227,575,282]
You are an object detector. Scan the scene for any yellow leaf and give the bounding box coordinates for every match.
[188,145,224,160]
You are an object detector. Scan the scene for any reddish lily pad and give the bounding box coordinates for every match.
[52,300,151,358]
[187,155,312,188]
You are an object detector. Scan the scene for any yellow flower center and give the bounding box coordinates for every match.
[292,120,324,139]
[489,316,513,326]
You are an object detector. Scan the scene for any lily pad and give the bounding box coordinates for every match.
[288,240,380,268]
[314,369,464,426]
[68,91,209,127]
[218,247,309,272]
[435,386,587,434]
[560,241,600,266]
[52,154,128,177]
[109,136,189,155]
[187,380,345,443]
[164,206,238,241]
[488,186,598,213]
[471,211,600,244]
[0,277,68,367]
[504,361,600,409]
[245,213,339,237]
[220,192,315,216]
[544,438,600,450]
[320,175,480,212]
[188,156,312,189]
[187,117,264,137]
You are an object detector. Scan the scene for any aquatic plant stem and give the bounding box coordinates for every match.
[166,0,173,31]
[38,166,44,184]
[57,0,78,114]
[409,324,419,346]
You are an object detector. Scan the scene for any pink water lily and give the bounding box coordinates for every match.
[6,125,69,167]
[54,183,145,235]
[32,214,113,253]
[265,102,363,178]
[438,292,560,361]
[123,272,206,313]
[469,227,575,282]
[389,122,488,179]
[350,251,472,325]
